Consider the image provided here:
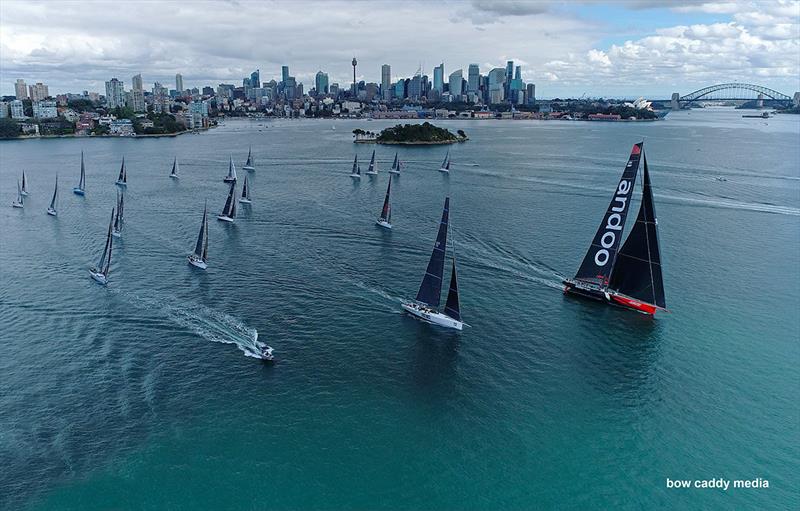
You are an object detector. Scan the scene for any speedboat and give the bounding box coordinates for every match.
[259,345,275,362]
[401,302,463,330]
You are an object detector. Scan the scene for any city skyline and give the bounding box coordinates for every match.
[1,0,798,99]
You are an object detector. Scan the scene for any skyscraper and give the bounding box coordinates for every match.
[28,82,49,102]
[105,78,126,109]
[514,65,521,81]
[129,74,145,112]
[467,64,480,93]
[433,63,445,94]
[505,60,514,98]
[251,69,260,89]
[448,70,463,99]
[488,68,506,104]
[526,83,536,105]
[282,66,290,85]
[176,73,184,93]
[14,79,28,100]
[132,74,143,91]
[351,57,358,96]
[381,64,391,101]
[315,71,329,96]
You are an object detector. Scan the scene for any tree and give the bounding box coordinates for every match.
[0,118,20,138]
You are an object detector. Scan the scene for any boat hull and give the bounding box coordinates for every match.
[169,175,179,179]
[216,215,234,223]
[20,191,29,197]
[376,220,392,229]
[89,270,108,285]
[350,174,361,179]
[11,202,23,208]
[111,230,121,238]
[243,166,255,172]
[366,171,378,175]
[388,170,400,175]
[401,302,463,330]
[223,177,236,183]
[73,188,85,196]
[563,279,658,315]
[47,208,57,216]
[115,181,127,187]
[438,168,449,173]
[188,255,207,269]
[238,198,252,204]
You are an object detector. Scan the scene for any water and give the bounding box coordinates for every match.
[1,109,798,510]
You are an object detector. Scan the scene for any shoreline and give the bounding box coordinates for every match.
[354,138,469,145]
[1,125,214,142]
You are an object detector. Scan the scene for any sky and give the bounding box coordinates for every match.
[0,0,798,99]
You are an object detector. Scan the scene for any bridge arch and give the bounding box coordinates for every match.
[679,83,792,104]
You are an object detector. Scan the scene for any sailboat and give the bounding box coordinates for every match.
[188,202,209,269]
[376,174,393,229]
[111,191,124,238]
[224,155,237,183]
[562,142,667,315]
[388,152,401,175]
[115,157,127,187]
[365,149,378,175]
[401,197,463,330]
[89,208,115,285]
[350,155,361,179]
[438,150,451,172]
[169,157,179,179]
[217,180,237,222]
[73,151,86,195]
[46,175,58,216]
[243,147,255,172]
[11,180,24,208]
[239,175,252,204]
[20,171,29,196]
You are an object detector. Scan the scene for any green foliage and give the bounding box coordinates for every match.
[92,124,109,136]
[68,99,96,112]
[0,118,20,138]
[375,122,464,143]
[113,106,136,120]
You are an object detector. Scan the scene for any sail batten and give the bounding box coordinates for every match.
[415,197,450,307]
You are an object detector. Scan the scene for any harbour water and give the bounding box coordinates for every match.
[1,109,798,510]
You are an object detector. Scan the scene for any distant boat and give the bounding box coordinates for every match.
[11,180,24,208]
[365,149,378,175]
[331,125,336,131]
[388,152,401,175]
[350,155,361,179]
[46,175,58,216]
[115,157,127,187]
[715,176,727,182]
[239,174,252,204]
[111,191,124,238]
[73,151,86,195]
[20,171,29,196]
[562,142,667,315]
[224,155,237,183]
[243,147,255,172]
[169,157,179,179]
[217,180,237,222]
[401,197,463,330]
[376,174,393,229]
[438,150,451,172]
[188,202,209,269]
[89,208,115,285]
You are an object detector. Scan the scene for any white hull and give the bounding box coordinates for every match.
[438,168,449,173]
[115,181,127,187]
[223,177,236,183]
[170,175,179,179]
[11,201,23,208]
[73,188,85,196]
[20,191,29,197]
[47,207,57,216]
[238,198,252,204]
[243,166,255,172]
[376,219,392,229]
[388,170,400,174]
[366,171,378,175]
[112,230,121,238]
[350,174,361,179]
[89,270,108,285]
[401,302,463,330]
[217,215,234,222]
[188,255,207,269]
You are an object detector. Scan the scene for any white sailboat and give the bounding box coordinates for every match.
[388,152,401,174]
[73,151,86,195]
[224,155,237,183]
[89,208,115,285]
[20,171,29,196]
[188,202,209,269]
[365,149,378,175]
[401,197,463,330]
[115,157,127,187]
[46,175,58,216]
[11,180,24,208]
[376,174,393,229]
[170,157,179,179]
[239,175,252,204]
[350,155,361,179]
[111,191,124,238]
[243,147,255,172]
[438,150,451,173]
[217,180,237,222]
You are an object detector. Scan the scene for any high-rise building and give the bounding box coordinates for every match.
[408,73,423,100]
[175,73,184,93]
[468,64,480,93]
[448,69,463,99]
[505,60,514,98]
[526,83,536,105]
[514,65,521,81]
[132,74,143,91]
[285,76,297,100]
[315,71,329,96]
[33,100,58,119]
[105,78,126,109]
[433,63,444,94]
[329,83,340,98]
[15,79,28,100]
[129,74,145,112]
[488,68,506,104]
[0,101,8,118]
[250,69,260,90]
[28,82,49,102]
[10,99,26,119]
[381,64,391,101]
[394,79,406,100]
[281,66,290,85]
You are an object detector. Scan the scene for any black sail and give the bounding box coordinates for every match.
[98,208,114,270]
[222,181,235,216]
[608,153,666,309]
[118,158,126,182]
[352,155,359,174]
[415,197,450,307]
[380,175,392,221]
[443,259,461,321]
[368,150,376,172]
[202,214,209,261]
[194,205,207,257]
[79,151,86,189]
[171,157,177,176]
[573,143,643,287]
[242,175,249,199]
[49,176,58,209]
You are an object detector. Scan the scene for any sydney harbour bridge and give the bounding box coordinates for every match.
[668,83,799,109]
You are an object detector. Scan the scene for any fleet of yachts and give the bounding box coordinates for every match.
[8,141,666,357]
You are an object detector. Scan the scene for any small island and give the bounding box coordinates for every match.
[353,122,468,145]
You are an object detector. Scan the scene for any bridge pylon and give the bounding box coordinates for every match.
[671,92,680,110]
[794,92,800,108]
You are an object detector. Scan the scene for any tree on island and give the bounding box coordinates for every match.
[375,122,466,143]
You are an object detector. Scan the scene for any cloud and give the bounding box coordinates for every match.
[470,0,551,16]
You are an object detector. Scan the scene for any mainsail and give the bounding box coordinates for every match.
[241,175,250,200]
[608,152,666,309]
[21,172,27,193]
[352,155,360,175]
[78,151,86,190]
[170,157,178,177]
[98,208,115,275]
[49,176,58,210]
[391,153,398,171]
[245,147,253,167]
[221,181,237,218]
[441,150,449,169]
[113,192,124,233]
[194,204,208,260]
[379,175,392,222]
[368,150,376,173]
[16,180,23,205]
[573,143,642,287]
[117,157,127,183]
[227,156,237,181]
[443,259,461,321]
[415,197,450,307]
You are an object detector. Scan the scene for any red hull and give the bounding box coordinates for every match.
[610,294,657,315]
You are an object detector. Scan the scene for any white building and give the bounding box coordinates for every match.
[109,118,134,135]
[15,79,28,99]
[0,101,8,118]
[105,78,126,109]
[33,100,58,119]
[10,99,26,119]
[28,82,49,102]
